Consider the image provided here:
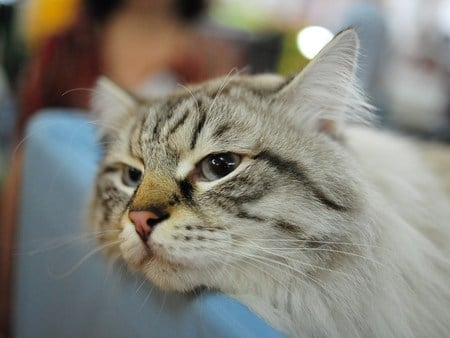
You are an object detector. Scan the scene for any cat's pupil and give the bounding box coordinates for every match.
[121,166,142,187]
[128,167,142,182]
[201,153,240,181]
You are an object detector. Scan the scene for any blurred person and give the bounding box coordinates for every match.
[17,0,241,133]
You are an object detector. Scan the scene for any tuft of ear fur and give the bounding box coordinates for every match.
[275,29,373,136]
[91,76,140,137]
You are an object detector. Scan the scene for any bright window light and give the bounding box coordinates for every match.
[296,26,333,60]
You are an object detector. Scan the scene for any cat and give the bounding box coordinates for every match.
[89,29,450,337]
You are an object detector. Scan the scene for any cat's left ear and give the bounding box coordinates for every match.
[274,29,371,136]
[91,76,140,138]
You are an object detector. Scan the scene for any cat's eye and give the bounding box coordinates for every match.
[121,165,142,187]
[200,152,241,181]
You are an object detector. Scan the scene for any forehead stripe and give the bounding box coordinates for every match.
[190,98,207,149]
[166,108,190,136]
[129,117,144,158]
[254,150,348,211]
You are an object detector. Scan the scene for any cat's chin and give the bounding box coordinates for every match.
[141,262,193,292]
[118,223,198,291]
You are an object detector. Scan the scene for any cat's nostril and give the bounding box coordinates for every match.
[146,213,169,227]
[146,218,157,227]
[129,210,168,242]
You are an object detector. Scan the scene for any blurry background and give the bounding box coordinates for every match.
[0,0,449,143]
[0,0,449,337]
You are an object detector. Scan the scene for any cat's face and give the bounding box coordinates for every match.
[90,29,371,293]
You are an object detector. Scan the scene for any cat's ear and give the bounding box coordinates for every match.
[274,29,372,136]
[91,76,140,137]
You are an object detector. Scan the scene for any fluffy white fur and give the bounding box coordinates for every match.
[246,30,450,337]
[238,127,450,337]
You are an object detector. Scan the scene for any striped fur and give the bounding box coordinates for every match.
[89,30,450,337]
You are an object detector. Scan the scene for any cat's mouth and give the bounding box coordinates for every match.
[119,222,153,266]
[118,222,184,270]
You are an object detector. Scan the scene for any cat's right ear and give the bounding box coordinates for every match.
[91,76,139,138]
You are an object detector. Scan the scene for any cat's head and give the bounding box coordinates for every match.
[89,29,372,292]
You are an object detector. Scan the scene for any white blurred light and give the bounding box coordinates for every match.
[296,26,333,60]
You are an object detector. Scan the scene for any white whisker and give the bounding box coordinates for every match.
[248,238,390,251]
[139,282,156,312]
[47,239,121,279]
[229,238,385,268]
[61,87,97,97]
[22,229,120,256]
[207,67,241,117]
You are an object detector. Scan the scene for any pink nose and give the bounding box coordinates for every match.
[129,211,161,242]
